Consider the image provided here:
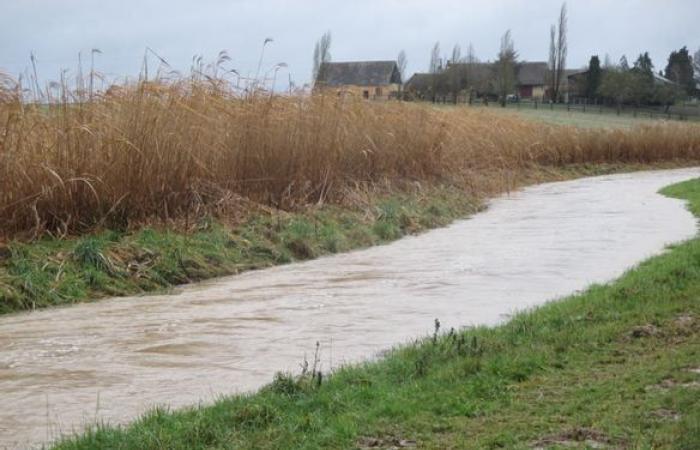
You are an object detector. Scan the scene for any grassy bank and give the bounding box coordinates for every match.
[0,185,481,314]
[53,178,700,449]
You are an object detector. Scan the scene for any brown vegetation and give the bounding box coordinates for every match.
[1,76,699,238]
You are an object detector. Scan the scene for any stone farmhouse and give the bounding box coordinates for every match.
[314,61,403,100]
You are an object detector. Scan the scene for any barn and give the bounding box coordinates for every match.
[314,61,403,100]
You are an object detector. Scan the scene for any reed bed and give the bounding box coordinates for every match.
[1,76,700,238]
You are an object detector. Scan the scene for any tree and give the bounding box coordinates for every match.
[495,30,518,106]
[429,42,442,74]
[584,55,602,100]
[397,50,407,81]
[451,44,462,64]
[597,69,632,110]
[653,82,683,111]
[466,43,478,64]
[619,55,629,71]
[547,25,556,101]
[629,52,655,105]
[665,47,695,95]
[546,3,568,102]
[634,52,653,76]
[312,31,332,83]
[603,54,612,69]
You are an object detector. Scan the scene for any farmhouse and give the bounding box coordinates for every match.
[404,61,561,102]
[568,69,679,101]
[314,61,403,100]
[515,62,549,99]
[404,73,435,100]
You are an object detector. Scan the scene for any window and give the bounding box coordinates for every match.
[363,90,369,99]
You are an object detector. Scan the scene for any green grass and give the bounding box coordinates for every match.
[492,106,662,129]
[436,103,695,129]
[0,186,481,315]
[52,179,700,449]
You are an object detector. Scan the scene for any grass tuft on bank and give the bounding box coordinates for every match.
[53,179,700,449]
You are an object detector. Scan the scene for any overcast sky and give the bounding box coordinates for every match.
[1,0,698,88]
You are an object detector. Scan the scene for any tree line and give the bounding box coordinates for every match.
[309,3,699,107]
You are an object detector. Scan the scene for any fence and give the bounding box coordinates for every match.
[480,98,700,123]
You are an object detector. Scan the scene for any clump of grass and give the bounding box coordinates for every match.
[1,68,699,239]
[72,237,113,273]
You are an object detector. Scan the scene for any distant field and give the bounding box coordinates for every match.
[433,102,700,129]
[482,106,664,129]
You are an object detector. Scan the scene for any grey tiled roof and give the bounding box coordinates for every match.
[440,61,550,86]
[405,73,435,89]
[516,62,549,86]
[316,61,402,86]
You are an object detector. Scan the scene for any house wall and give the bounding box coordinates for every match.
[316,84,401,100]
[517,85,546,100]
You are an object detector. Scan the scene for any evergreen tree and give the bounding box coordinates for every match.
[629,53,655,105]
[633,52,654,77]
[664,46,695,95]
[619,55,629,71]
[585,55,602,100]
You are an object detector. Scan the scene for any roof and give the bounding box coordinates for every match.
[441,61,549,86]
[316,61,402,86]
[517,62,549,86]
[405,73,435,90]
[445,62,494,81]
[653,72,676,85]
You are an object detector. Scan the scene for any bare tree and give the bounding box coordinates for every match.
[397,50,408,81]
[547,3,568,102]
[429,42,442,74]
[466,43,478,64]
[464,43,479,103]
[555,3,568,100]
[451,44,462,64]
[547,25,556,101]
[496,30,518,106]
[312,31,332,83]
[603,53,613,69]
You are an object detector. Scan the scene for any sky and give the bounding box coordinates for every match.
[1,0,698,89]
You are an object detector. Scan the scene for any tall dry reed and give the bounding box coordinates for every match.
[1,76,699,238]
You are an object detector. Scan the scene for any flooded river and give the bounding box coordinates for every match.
[1,168,698,448]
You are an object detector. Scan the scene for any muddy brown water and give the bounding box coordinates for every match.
[1,168,699,448]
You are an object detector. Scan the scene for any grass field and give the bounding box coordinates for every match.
[481,105,665,129]
[430,102,691,129]
[53,178,700,449]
